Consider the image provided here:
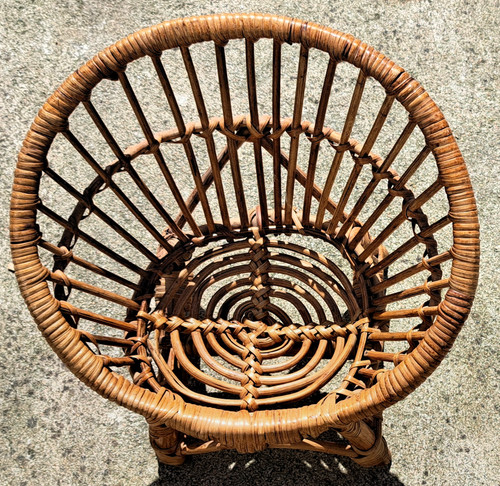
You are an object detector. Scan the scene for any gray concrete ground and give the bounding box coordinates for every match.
[1,1,499,485]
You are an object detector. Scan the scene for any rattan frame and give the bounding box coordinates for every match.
[10,13,479,467]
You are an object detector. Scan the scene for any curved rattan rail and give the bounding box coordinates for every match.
[10,13,479,467]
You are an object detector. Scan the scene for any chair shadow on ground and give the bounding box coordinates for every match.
[149,446,405,486]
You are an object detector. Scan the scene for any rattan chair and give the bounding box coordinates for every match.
[10,13,479,468]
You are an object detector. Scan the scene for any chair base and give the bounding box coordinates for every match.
[148,417,391,468]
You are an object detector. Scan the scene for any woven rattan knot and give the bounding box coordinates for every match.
[129,335,148,354]
[58,246,74,261]
[251,288,271,303]
[305,130,328,144]
[388,183,413,199]
[53,269,72,289]
[420,256,433,271]
[195,117,219,139]
[241,350,263,375]
[334,142,352,153]
[412,227,434,245]
[422,280,432,296]
[244,114,267,141]
[267,117,292,140]
[218,115,247,142]
[146,140,161,154]
[78,329,102,354]
[214,318,231,335]
[353,154,372,167]
[416,304,427,321]
[372,168,392,181]
[134,369,155,386]
[405,329,420,348]
[249,237,266,252]
[403,200,419,220]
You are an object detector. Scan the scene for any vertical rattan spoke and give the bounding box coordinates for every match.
[180,46,231,229]
[246,39,268,221]
[80,333,135,349]
[367,331,426,342]
[335,317,370,402]
[365,215,450,275]
[48,271,141,310]
[302,56,337,224]
[359,179,444,262]
[372,278,449,306]
[83,100,126,160]
[117,71,202,237]
[63,130,173,251]
[174,140,246,230]
[327,94,395,234]
[151,55,215,233]
[315,70,367,228]
[372,306,438,321]
[337,120,417,240]
[349,145,432,250]
[124,160,191,241]
[370,250,452,293]
[272,40,282,225]
[261,139,338,216]
[215,43,249,227]
[39,240,141,291]
[284,44,309,225]
[83,100,187,242]
[38,204,147,276]
[44,167,159,263]
[58,301,138,332]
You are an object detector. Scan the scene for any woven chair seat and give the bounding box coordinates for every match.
[10,13,479,468]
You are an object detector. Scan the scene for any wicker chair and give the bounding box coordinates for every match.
[10,13,479,468]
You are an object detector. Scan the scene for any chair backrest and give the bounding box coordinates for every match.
[10,13,479,439]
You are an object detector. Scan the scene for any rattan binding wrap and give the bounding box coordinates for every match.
[10,13,479,467]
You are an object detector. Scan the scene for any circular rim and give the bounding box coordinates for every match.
[10,12,479,445]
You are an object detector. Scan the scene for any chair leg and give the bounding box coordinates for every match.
[148,421,185,466]
[339,418,391,467]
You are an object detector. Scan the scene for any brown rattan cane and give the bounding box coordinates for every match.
[10,13,479,468]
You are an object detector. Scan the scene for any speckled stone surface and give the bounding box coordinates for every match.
[1,1,499,485]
